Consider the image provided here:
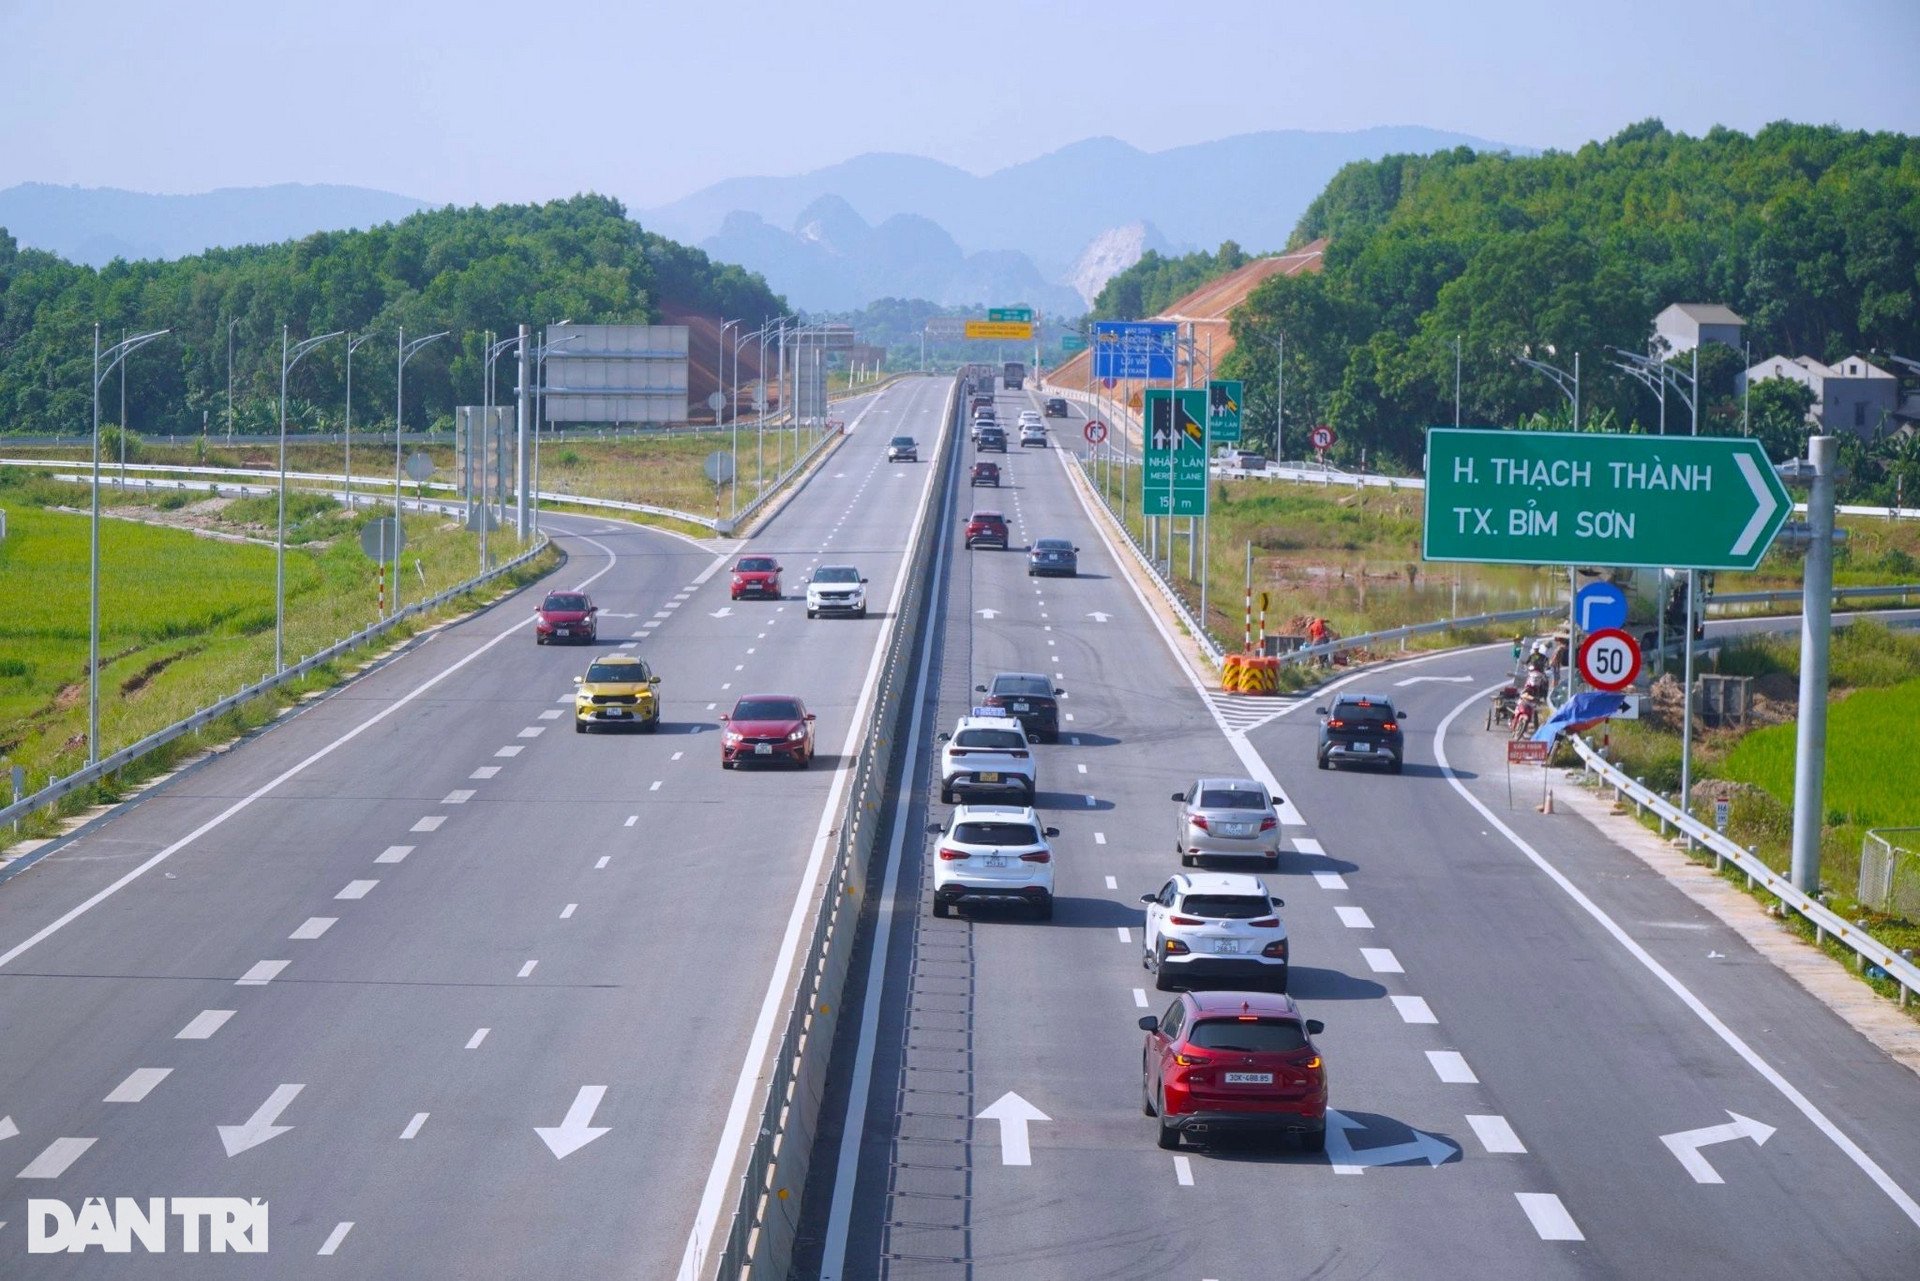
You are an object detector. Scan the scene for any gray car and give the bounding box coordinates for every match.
[1173,777,1282,868]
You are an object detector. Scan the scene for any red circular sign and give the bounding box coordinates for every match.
[1310,426,1335,450]
[1578,628,1642,692]
[1083,419,1109,446]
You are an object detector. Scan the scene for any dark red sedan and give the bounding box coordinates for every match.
[730,556,784,600]
[720,694,816,769]
[965,511,1009,549]
[1140,989,1327,1152]
[535,591,598,644]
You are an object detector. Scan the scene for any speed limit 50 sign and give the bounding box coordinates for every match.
[1578,628,1641,692]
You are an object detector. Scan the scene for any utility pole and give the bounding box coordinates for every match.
[516,323,531,539]
[1790,435,1838,893]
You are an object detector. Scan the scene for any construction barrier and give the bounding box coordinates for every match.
[1221,654,1280,695]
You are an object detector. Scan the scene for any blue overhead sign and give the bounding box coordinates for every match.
[1092,321,1177,380]
[1574,581,1629,633]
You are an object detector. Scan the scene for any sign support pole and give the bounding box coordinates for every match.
[1790,435,1838,893]
[1680,566,1695,832]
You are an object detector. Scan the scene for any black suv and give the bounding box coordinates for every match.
[1314,694,1406,773]
[977,426,1007,453]
[976,672,1064,743]
[1044,397,1070,418]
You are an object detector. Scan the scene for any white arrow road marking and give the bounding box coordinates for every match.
[1323,1110,1454,1174]
[976,608,1000,619]
[1661,1111,1776,1184]
[0,1116,17,1141]
[1086,611,1112,622]
[219,1084,303,1156]
[709,607,734,619]
[1394,675,1475,686]
[1732,453,1781,557]
[537,1086,610,1159]
[977,1092,1048,1166]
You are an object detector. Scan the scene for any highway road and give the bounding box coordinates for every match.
[0,376,953,1277]
[800,386,1920,1279]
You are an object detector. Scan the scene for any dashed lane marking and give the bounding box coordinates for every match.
[1515,1193,1583,1241]
[235,960,288,986]
[1335,905,1374,929]
[376,845,412,864]
[1313,871,1348,890]
[411,816,446,832]
[517,960,537,978]
[495,746,524,758]
[104,1068,171,1103]
[317,1222,355,1256]
[470,766,500,780]
[560,904,577,919]
[400,1114,428,1140]
[290,917,336,940]
[1391,995,1437,1025]
[1427,1051,1478,1084]
[335,880,377,901]
[465,1028,489,1050]
[1360,947,1402,973]
[1467,1114,1527,1154]
[443,789,475,804]
[1174,1155,1194,1186]
[176,1010,234,1040]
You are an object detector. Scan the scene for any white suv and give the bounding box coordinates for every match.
[937,709,1036,804]
[1140,873,1289,992]
[929,803,1057,919]
[805,565,867,618]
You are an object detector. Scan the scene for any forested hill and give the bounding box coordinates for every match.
[1091,242,1252,321]
[0,194,785,436]
[1223,121,1920,478]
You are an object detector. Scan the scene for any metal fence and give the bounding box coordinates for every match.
[1569,736,1920,1007]
[701,375,960,1280]
[1860,829,1920,920]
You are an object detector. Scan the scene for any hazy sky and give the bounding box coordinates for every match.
[5,0,1916,209]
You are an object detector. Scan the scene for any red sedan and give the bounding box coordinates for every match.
[535,591,598,645]
[730,556,784,600]
[1140,990,1327,1152]
[720,694,816,769]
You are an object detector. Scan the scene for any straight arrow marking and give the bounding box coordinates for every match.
[708,607,733,618]
[219,1084,303,1156]
[976,608,999,619]
[1087,612,1112,623]
[976,1091,1048,1166]
[536,1085,610,1159]
[1660,1110,1776,1184]
[1731,454,1780,557]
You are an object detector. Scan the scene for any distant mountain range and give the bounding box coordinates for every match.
[0,182,428,265]
[644,126,1523,309]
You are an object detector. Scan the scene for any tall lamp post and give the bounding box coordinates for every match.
[278,327,346,672]
[528,328,583,535]
[392,327,450,615]
[1515,344,1583,697]
[89,325,170,765]
[227,317,241,440]
[343,331,379,513]
[482,331,525,564]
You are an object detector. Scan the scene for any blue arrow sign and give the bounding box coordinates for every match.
[1575,582,1628,633]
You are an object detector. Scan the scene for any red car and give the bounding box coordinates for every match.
[730,556,784,600]
[970,461,1001,487]
[535,591,598,644]
[720,694,816,769]
[965,511,1009,549]
[1140,990,1327,1152]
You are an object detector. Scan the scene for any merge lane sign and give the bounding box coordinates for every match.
[1143,388,1209,516]
[1422,428,1791,570]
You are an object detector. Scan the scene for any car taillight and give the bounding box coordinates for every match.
[1163,938,1190,955]
[1249,918,1278,929]
[1019,851,1050,863]
[1327,718,1345,729]
[1262,940,1288,958]
[937,848,967,861]
[1259,816,1278,832]
[1382,721,1398,732]
[1304,1056,1321,1070]
[1172,1050,1210,1067]
[1189,815,1209,832]
[983,695,1005,707]
[1169,915,1203,926]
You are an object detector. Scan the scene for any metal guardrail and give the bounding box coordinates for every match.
[1568,735,1920,1007]
[1283,606,1567,669]
[1071,453,1226,665]
[705,375,961,1280]
[0,534,551,833]
[1706,583,1919,612]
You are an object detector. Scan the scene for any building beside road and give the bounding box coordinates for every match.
[1653,302,1746,356]
[1739,353,1902,439]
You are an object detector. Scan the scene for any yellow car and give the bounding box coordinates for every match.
[573,655,660,733]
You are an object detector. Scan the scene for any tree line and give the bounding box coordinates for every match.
[0,194,785,438]
[1090,242,1251,323]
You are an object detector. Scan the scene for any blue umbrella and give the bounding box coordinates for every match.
[1533,691,1629,742]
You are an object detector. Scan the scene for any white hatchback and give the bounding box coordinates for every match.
[1140,873,1289,992]
[938,710,1037,804]
[929,803,1057,919]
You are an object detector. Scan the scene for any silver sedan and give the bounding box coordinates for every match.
[1172,778,1282,868]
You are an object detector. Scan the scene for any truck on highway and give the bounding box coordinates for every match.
[1003,361,1026,390]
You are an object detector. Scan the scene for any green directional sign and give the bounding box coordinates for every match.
[1423,428,1792,570]
[1143,388,1210,516]
[1207,379,1244,443]
[1062,333,1088,352]
[988,307,1033,324]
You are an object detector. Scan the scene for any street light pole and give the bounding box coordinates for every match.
[1515,346,1579,429]
[344,331,379,514]
[720,319,740,512]
[392,327,450,614]
[89,324,170,765]
[278,326,346,673]
[227,317,240,441]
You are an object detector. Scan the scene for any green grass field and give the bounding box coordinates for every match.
[1720,678,1920,830]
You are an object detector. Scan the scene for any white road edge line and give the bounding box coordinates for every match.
[1433,682,1920,1229]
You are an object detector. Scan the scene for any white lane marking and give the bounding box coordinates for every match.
[1427,1051,1478,1084]
[1292,836,1325,855]
[1335,905,1374,929]
[734,665,744,672]
[517,726,545,738]
[650,781,662,792]
[1391,995,1438,1024]
[400,1114,428,1140]
[1174,1155,1195,1186]
[1313,871,1348,890]
[495,745,524,758]
[1076,763,1087,774]
[317,1222,355,1256]
[1467,1114,1527,1154]
[1105,875,1118,889]
[376,845,412,864]
[411,815,446,832]
[624,815,638,827]
[176,1009,234,1039]
[672,751,684,761]
[518,960,537,978]
[1095,833,1107,845]
[104,1068,171,1103]
[747,648,756,655]
[1047,639,1055,646]
[442,789,475,804]
[1116,927,1131,943]
[1432,684,1920,1229]
[556,693,573,704]
[594,856,610,870]
[1133,989,1149,1008]
[540,707,566,718]
[561,903,577,919]
[466,1028,489,1050]
[1515,1193,1583,1241]
[1084,795,1095,807]
[17,1137,94,1179]
[470,766,500,780]
[1359,947,1402,973]
[235,960,288,986]
[290,917,336,940]
[722,682,731,690]
[1064,713,1074,722]
[653,611,671,619]
[706,703,717,711]
[335,880,377,901]
[618,642,637,650]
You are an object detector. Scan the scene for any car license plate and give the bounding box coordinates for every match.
[1225,1072,1273,1085]
[607,709,628,718]
[1353,742,1372,752]
[1012,702,1030,712]
[1211,939,1245,954]
[978,772,1000,783]
[1220,822,1250,837]
[984,855,1006,868]
[556,627,570,636]
[754,744,773,755]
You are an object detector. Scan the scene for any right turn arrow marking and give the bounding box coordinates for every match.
[1660,1110,1775,1184]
